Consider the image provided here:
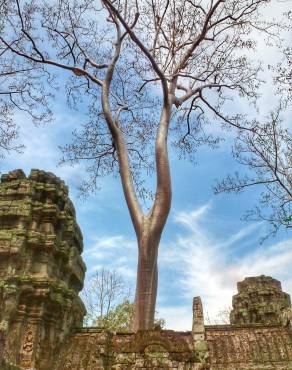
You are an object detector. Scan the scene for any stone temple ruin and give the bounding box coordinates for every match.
[0,169,292,370]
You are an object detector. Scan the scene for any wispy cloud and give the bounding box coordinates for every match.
[84,234,137,280]
[159,204,292,329]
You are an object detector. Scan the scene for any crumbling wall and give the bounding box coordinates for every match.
[53,296,210,370]
[53,328,208,370]
[52,325,292,370]
[206,324,292,369]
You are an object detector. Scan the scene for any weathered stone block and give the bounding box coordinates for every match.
[0,169,86,370]
[230,275,291,325]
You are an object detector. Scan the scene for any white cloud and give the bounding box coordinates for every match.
[157,306,192,331]
[86,235,136,251]
[159,204,292,330]
[2,110,86,186]
[84,234,137,279]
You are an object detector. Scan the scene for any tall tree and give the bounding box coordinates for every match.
[82,268,129,325]
[0,0,285,330]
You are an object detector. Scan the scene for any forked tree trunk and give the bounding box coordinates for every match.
[101,27,172,330]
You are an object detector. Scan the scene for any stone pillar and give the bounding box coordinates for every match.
[192,297,209,368]
[230,275,291,325]
[0,169,86,370]
[192,296,205,341]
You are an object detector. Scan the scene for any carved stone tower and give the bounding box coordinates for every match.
[230,275,291,325]
[0,169,86,370]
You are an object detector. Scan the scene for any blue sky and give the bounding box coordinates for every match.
[2,97,292,330]
[1,1,292,330]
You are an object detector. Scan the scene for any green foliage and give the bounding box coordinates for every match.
[154,317,166,330]
[93,300,133,331]
[92,300,165,332]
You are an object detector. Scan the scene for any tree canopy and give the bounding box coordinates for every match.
[215,107,292,239]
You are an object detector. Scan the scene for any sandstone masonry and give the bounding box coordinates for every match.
[0,169,85,370]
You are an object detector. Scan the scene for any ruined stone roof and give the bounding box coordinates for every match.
[230,275,291,326]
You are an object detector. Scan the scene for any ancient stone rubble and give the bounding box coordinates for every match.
[0,169,292,370]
